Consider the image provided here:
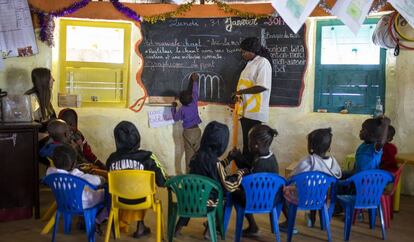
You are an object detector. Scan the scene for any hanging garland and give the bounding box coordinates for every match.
[319,0,389,15]
[143,0,196,24]
[110,0,142,22]
[208,0,269,19]
[30,0,91,46]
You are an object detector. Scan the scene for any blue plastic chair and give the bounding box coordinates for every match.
[286,171,336,242]
[224,173,286,242]
[43,173,105,242]
[336,170,393,241]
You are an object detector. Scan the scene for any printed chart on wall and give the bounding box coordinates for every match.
[0,0,38,58]
[140,17,307,106]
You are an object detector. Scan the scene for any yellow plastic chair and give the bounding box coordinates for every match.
[104,170,163,242]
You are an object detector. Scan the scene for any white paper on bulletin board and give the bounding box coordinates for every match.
[147,107,175,128]
[0,0,38,58]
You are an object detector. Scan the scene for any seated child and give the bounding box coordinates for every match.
[380,125,399,173]
[174,121,246,238]
[106,121,167,238]
[354,116,390,172]
[229,124,280,237]
[171,73,202,173]
[289,128,342,179]
[46,144,105,209]
[58,108,106,170]
[284,128,342,226]
[39,119,71,163]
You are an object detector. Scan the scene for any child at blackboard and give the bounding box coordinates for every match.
[171,72,202,173]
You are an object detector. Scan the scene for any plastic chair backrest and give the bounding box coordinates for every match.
[287,171,336,210]
[389,162,406,195]
[43,173,97,213]
[165,174,221,217]
[108,170,155,210]
[349,170,393,208]
[241,173,286,213]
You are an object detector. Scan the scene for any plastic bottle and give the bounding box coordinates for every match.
[374,96,383,117]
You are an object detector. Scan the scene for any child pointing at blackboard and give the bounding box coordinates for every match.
[171,72,202,173]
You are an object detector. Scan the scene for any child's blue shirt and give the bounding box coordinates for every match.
[354,142,383,172]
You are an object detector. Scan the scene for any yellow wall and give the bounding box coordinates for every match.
[1,18,414,194]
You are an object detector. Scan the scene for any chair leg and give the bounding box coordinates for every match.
[104,209,114,242]
[271,207,281,242]
[287,204,298,242]
[41,212,56,235]
[207,212,218,242]
[381,196,390,229]
[156,203,162,242]
[318,210,324,230]
[63,214,72,234]
[322,205,332,242]
[113,208,120,239]
[344,205,354,241]
[378,204,387,240]
[167,204,177,242]
[369,208,377,230]
[223,199,233,235]
[52,211,61,242]
[84,209,98,242]
[41,201,57,221]
[234,205,245,242]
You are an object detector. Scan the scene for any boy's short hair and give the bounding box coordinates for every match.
[308,128,332,156]
[47,119,70,143]
[179,90,193,106]
[362,118,388,143]
[52,144,76,171]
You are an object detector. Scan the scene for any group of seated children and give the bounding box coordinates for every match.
[42,109,168,238]
[43,106,398,239]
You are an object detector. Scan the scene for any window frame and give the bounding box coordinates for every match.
[59,19,131,108]
[314,18,386,115]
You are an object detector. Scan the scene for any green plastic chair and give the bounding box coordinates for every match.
[165,174,225,242]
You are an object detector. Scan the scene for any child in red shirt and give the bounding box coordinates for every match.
[380,125,398,173]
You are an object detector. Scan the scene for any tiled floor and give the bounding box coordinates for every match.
[0,188,413,242]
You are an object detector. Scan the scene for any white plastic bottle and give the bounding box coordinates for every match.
[374,96,383,117]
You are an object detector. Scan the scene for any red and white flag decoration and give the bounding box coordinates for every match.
[271,0,320,33]
[331,0,374,34]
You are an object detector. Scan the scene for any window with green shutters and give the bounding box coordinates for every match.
[314,19,386,115]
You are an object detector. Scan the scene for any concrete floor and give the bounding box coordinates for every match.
[0,188,413,242]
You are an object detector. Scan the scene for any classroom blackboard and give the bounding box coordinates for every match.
[140,17,307,106]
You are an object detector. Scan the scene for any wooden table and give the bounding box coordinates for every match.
[344,153,413,212]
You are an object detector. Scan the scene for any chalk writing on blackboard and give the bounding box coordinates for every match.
[140,17,307,106]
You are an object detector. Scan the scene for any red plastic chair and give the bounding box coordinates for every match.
[380,162,406,228]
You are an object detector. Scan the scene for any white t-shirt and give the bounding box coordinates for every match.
[237,55,272,122]
[46,167,105,209]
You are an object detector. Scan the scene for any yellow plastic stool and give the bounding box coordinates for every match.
[104,170,163,242]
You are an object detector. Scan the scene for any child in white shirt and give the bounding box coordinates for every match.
[46,144,105,209]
